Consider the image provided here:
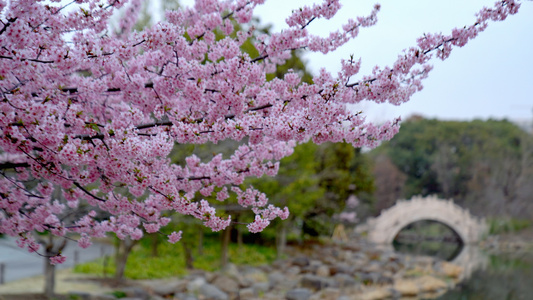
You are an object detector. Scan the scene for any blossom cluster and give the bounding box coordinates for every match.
[0,0,521,261]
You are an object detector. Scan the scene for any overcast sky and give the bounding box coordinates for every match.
[249,0,533,124]
[148,0,532,124]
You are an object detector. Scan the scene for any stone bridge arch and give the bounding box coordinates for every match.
[358,195,488,245]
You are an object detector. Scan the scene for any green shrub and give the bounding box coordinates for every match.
[489,218,531,235]
[74,237,276,279]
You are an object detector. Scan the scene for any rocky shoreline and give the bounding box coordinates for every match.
[21,238,464,300]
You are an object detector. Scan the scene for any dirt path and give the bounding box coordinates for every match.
[0,268,114,296]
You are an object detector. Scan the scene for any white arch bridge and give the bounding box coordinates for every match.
[357,195,488,245]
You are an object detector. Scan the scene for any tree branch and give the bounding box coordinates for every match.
[73,182,106,202]
[0,162,30,170]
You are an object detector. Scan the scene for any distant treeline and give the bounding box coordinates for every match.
[368,116,533,219]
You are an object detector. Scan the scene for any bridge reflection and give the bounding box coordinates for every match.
[356,195,490,280]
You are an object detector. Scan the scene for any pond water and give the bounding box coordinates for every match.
[434,251,533,300]
[394,239,533,300]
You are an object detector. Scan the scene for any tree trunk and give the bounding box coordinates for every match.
[197,226,204,255]
[43,257,56,299]
[182,240,194,269]
[115,237,136,282]
[42,235,67,299]
[220,225,232,268]
[150,234,159,257]
[237,221,243,251]
[276,222,287,259]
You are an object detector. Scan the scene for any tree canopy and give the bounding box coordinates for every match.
[371,117,533,217]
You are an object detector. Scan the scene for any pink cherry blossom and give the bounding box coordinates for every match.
[168,231,183,244]
[0,0,522,263]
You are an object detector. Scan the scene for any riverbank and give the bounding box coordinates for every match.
[481,226,533,253]
[0,237,464,300]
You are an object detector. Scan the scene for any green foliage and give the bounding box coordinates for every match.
[74,237,276,279]
[372,117,531,215]
[109,291,127,299]
[249,141,375,238]
[488,218,532,235]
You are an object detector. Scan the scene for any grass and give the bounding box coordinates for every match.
[74,238,277,279]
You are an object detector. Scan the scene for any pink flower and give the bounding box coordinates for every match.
[168,231,182,244]
[49,254,66,265]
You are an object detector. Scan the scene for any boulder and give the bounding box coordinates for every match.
[252,282,270,294]
[286,266,302,276]
[314,287,341,300]
[315,265,330,277]
[285,288,313,300]
[268,271,287,288]
[358,287,393,300]
[242,267,268,283]
[300,274,335,291]
[416,275,448,292]
[187,277,207,293]
[329,264,354,275]
[292,256,311,267]
[120,286,150,300]
[438,261,463,278]
[393,279,419,296]
[238,287,256,300]
[173,294,198,300]
[199,283,228,300]
[333,273,357,288]
[144,279,186,296]
[212,276,240,294]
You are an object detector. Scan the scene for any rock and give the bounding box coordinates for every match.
[199,283,229,300]
[333,273,357,288]
[300,274,335,291]
[309,260,323,267]
[285,288,313,300]
[220,263,241,280]
[238,287,256,299]
[315,287,341,300]
[330,264,354,275]
[67,291,91,300]
[382,261,402,273]
[242,267,268,283]
[322,256,337,265]
[438,261,463,278]
[174,293,198,300]
[416,275,448,292]
[301,265,318,274]
[252,282,270,294]
[212,276,240,294]
[358,272,386,285]
[187,277,207,293]
[292,256,311,267]
[393,279,419,296]
[268,271,287,288]
[204,272,217,283]
[145,279,186,296]
[286,266,302,276]
[338,250,353,261]
[358,287,393,300]
[315,265,330,277]
[120,286,150,300]
[96,295,117,300]
[363,261,382,273]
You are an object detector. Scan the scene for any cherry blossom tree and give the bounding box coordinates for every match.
[0,0,522,263]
